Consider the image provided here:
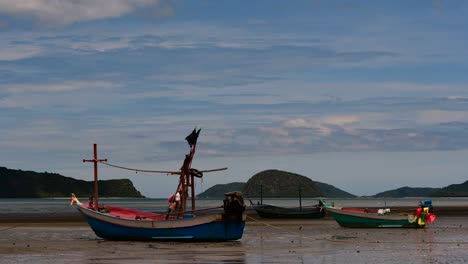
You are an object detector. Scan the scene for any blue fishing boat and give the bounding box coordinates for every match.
[322,199,436,228]
[71,129,246,241]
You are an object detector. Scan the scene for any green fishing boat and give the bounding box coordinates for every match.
[322,200,436,228]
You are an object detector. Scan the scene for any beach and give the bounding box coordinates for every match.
[1,216,468,264]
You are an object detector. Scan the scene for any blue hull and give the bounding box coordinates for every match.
[82,213,246,241]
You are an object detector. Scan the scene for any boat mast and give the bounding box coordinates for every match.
[83,144,107,210]
[180,128,200,212]
[299,187,302,211]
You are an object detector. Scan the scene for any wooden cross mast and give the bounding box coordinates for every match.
[83,144,107,210]
[177,128,200,212]
[80,129,227,214]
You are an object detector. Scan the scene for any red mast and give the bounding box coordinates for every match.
[180,128,200,212]
[83,144,107,210]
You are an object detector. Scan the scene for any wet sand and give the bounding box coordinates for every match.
[1,217,467,264]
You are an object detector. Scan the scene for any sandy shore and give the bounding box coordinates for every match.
[1,216,467,264]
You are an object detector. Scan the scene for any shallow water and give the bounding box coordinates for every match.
[2,197,468,214]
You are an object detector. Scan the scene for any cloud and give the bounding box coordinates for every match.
[0,81,124,110]
[283,116,358,135]
[2,80,122,94]
[257,127,289,137]
[0,45,42,61]
[321,115,358,126]
[417,110,468,124]
[0,0,173,27]
[284,118,316,129]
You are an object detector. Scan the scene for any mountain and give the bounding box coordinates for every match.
[0,166,144,198]
[243,170,323,198]
[314,181,356,198]
[197,169,356,198]
[372,186,440,198]
[430,180,468,197]
[197,182,246,198]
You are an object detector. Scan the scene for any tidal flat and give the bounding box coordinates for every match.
[1,217,467,264]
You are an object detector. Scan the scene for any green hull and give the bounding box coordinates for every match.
[327,207,423,228]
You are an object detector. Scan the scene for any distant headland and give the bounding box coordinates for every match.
[197,169,468,198]
[1,166,467,198]
[0,166,144,198]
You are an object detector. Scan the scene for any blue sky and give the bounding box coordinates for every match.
[1,0,468,198]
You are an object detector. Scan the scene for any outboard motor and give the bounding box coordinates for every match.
[421,200,433,213]
[223,192,246,220]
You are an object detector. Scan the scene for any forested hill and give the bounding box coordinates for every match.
[197,169,356,198]
[243,170,323,198]
[372,186,440,198]
[314,181,356,198]
[0,166,144,198]
[197,182,246,198]
[430,180,468,197]
[196,169,468,198]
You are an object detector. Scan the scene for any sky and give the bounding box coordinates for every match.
[1,0,468,198]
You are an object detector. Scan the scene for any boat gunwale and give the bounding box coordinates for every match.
[76,203,246,229]
[325,206,413,221]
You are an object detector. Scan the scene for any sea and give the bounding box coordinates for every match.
[1,197,468,217]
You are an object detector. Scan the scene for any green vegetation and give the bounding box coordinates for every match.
[197,182,246,198]
[3,165,467,198]
[430,180,468,197]
[243,170,323,198]
[314,181,356,198]
[372,186,440,198]
[0,166,144,198]
[197,169,356,198]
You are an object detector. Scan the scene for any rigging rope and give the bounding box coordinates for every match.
[98,161,227,175]
[98,161,180,175]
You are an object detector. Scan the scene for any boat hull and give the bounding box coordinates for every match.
[326,207,422,228]
[77,205,246,241]
[254,204,326,219]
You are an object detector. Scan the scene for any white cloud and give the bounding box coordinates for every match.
[0,81,124,110]
[2,81,122,94]
[283,115,358,133]
[0,45,42,61]
[257,126,289,137]
[0,0,169,27]
[284,118,316,129]
[417,110,468,124]
[321,115,358,126]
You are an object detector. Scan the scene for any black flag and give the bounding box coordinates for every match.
[185,128,201,147]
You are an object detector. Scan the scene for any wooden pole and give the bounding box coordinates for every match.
[190,143,197,211]
[191,173,195,210]
[260,184,263,205]
[299,187,302,211]
[83,144,107,210]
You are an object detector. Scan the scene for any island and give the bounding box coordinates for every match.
[197,169,356,198]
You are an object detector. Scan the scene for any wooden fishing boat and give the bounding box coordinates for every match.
[251,200,326,219]
[71,129,246,241]
[322,200,436,228]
